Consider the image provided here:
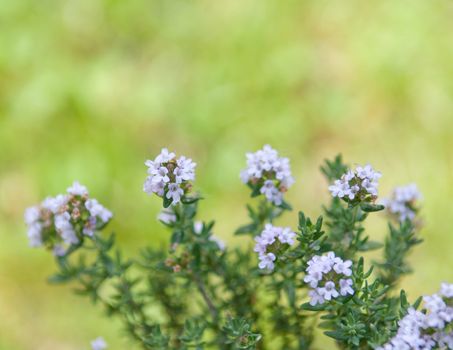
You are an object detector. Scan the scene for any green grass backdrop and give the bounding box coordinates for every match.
[1,0,453,349]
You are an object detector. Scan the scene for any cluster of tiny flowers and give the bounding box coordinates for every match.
[254,224,296,270]
[383,184,422,222]
[240,145,294,205]
[91,337,107,350]
[24,182,112,256]
[377,283,453,350]
[193,221,226,251]
[304,252,354,306]
[144,148,196,206]
[329,164,382,202]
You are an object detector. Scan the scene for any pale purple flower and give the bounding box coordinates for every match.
[27,222,43,247]
[339,279,354,296]
[277,227,296,245]
[85,199,112,223]
[254,224,295,270]
[24,206,40,225]
[333,260,352,276]
[241,145,294,205]
[144,149,196,205]
[155,148,175,163]
[383,184,421,222]
[319,281,339,301]
[258,253,276,270]
[67,181,88,196]
[158,209,177,225]
[304,271,323,288]
[305,252,354,305]
[379,284,453,349]
[166,183,184,204]
[52,244,66,257]
[91,337,107,350]
[440,283,453,298]
[210,236,226,251]
[154,167,170,183]
[329,164,381,201]
[308,289,325,306]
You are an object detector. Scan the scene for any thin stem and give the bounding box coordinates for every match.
[193,272,218,321]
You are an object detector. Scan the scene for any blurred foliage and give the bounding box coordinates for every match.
[1,0,453,349]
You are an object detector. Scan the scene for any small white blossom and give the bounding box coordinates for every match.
[210,235,226,251]
[378,284,453,349]
[329,164,381,202]
[303,270,323,288]
[333,260,352,276]
[52,244,66,256]
[308,289,325,306]
[24,182,112,253]
[85,199,113,223]
[158,208,177,224]
[258,253,276,270]
[440,283,453,298]
[254,224,296,271]
[339,278,354,296]
[241,145,294,205]
[24,206,40,225]
[383,184,421,222]
[193,221,203,234]
[155,148,175,163]
[193,221,226,251]
[27,222,43,247]
[67,181,88,196]
[318,281,339,301]
[91,337,107,350]
[144,148,196,206]
[305,252,354,305]
[277,227,296,245]
[166,183,184,204]
[83,216,97,237]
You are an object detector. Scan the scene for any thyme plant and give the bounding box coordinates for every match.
[24,146,452,349]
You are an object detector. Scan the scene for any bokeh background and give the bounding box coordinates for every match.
[1,0,453,349]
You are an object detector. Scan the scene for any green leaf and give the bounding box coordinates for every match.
[300,302,326,311]
[163,195,172,208]
[324,330,348,341]
[235,223,257,235]
[358,240,383,251]
[360,203,385,212]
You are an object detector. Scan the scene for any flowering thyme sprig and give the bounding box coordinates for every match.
[24,181,112,256]
[254,224,296,270]
[144,148,196,207]
[240,145,294,206]
[383,183,422,223]
[24,151,452,350]
[329,164,382,204]
[377,283,453,350]
[304,252,354,305]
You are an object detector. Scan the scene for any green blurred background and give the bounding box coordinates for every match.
[1,0,453,349]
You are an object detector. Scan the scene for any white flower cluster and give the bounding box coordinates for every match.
[329,164,382,202]
[24,182,112,256]
[193,221,226,251]
[91,337,107,350]
[254,224,296,270]
[304,252,354,306]
[378,283,453,350]
[144,148,196,206]
[383,184,421,222]
[240,145,294,205]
